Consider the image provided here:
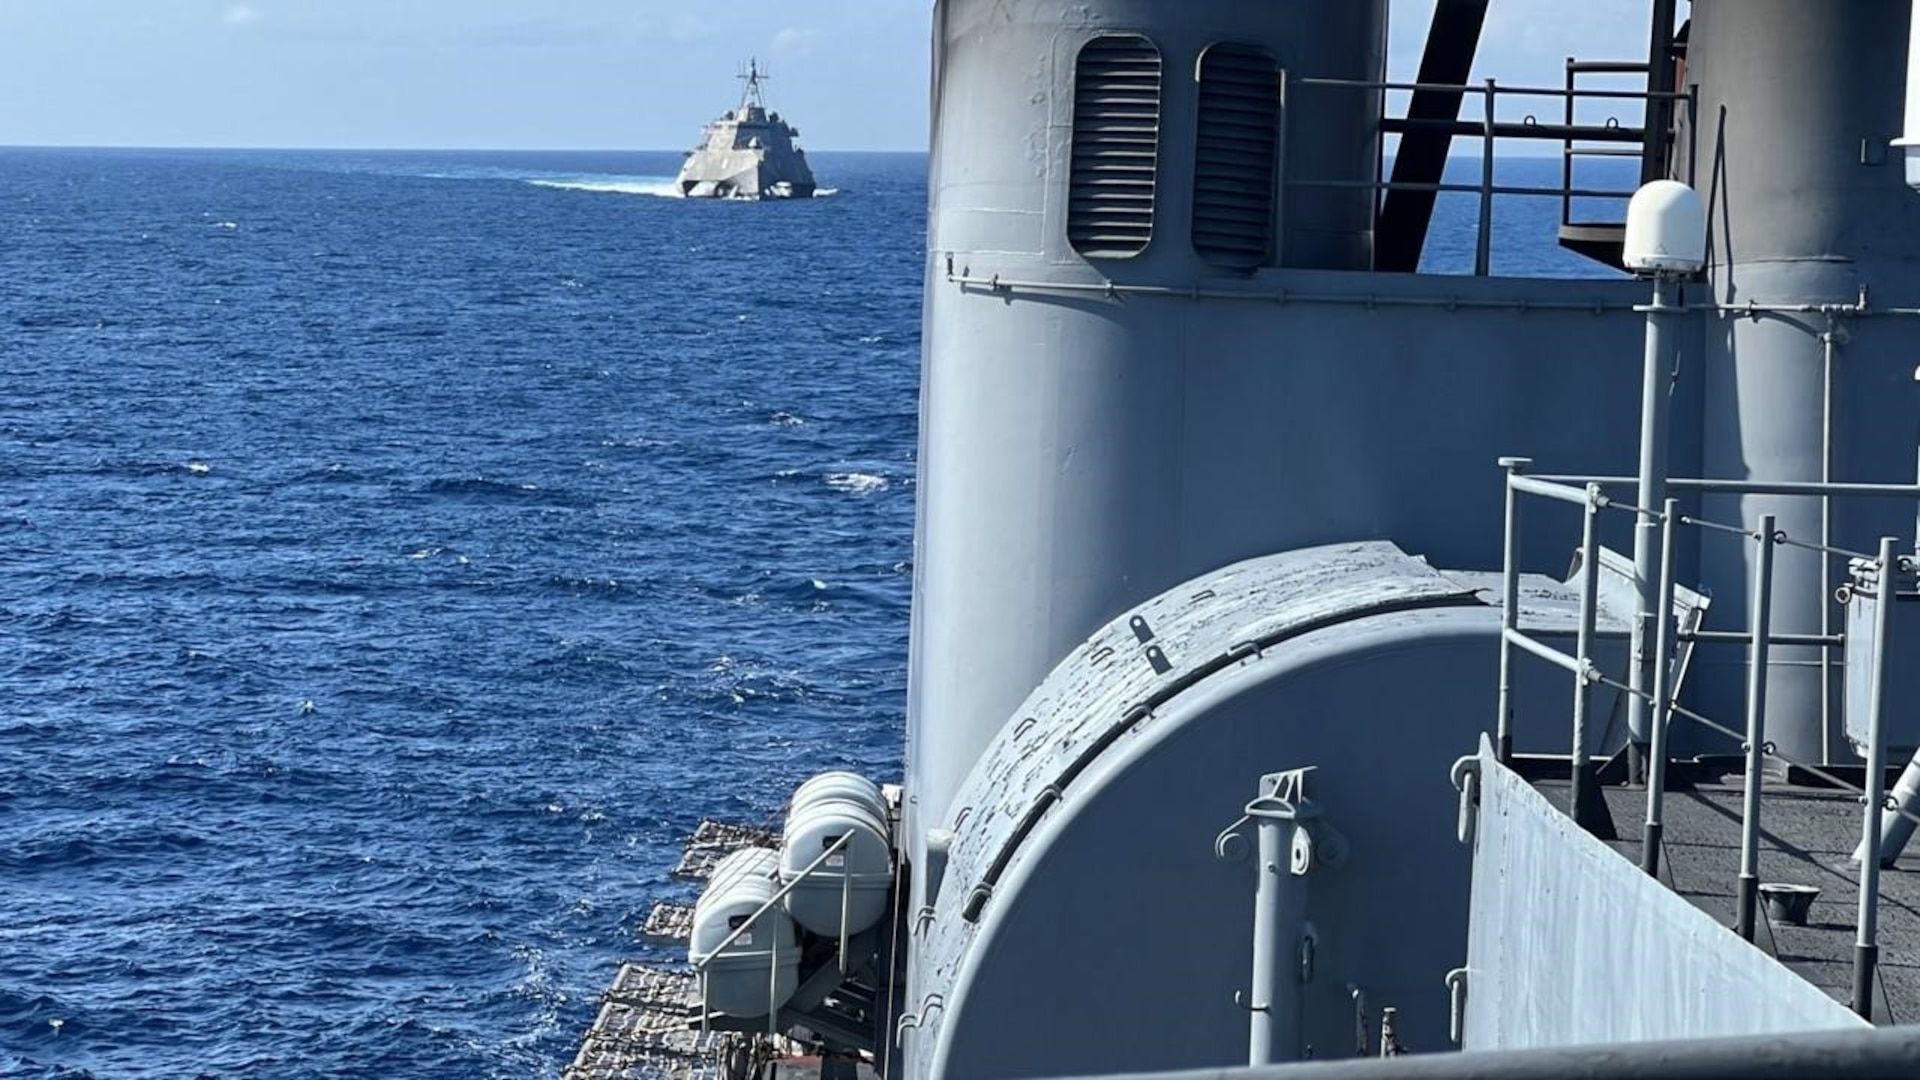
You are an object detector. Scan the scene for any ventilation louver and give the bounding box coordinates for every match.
[1068,36,1163,259]
[1193,44,1281,270]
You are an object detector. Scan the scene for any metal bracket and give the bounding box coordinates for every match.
[1445,967,1469,1046]
[1247,767,1350,873]
[1451,755,1483,845]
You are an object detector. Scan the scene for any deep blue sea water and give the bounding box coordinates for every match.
[0,148,1621,1079]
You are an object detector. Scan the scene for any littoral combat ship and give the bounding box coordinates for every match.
[675,60,817,200]
[573,2,1920,1078]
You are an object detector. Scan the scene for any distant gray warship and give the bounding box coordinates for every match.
[675,60,817,200]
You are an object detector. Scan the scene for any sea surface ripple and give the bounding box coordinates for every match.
[0,146,1620,1078]
[0,148,922,1079]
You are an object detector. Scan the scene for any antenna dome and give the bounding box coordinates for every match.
[1623,180,1707,276]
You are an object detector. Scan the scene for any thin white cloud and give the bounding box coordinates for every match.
[769,27,820,61]
[222,4,264,27]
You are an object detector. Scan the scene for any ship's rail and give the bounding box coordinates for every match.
[1039,1023,1920,1080]
[1285,65,1698,275]
[1494,461,1920,1019]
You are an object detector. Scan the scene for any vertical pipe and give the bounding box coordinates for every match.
[1496,457,1531,765]
[1248,808,1304,1064]
[1736,515,1777,943]
[1629,277,1681,781]
[1476,79,1495,276]
[1854,537,1898,1019]
[1820,325,1837,766]
[1642,498,1681,877]
[1570,485,1603,827]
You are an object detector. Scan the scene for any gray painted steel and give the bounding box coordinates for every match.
[1843,558,1920,755]
[1460,739,1864,1049]
[640,4,1920,1079]
[902,543,1636,1079]
[675,62,817,199]
[1685,0,1920,764]
[1038,1025,1920,1080]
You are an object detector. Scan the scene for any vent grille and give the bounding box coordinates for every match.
[1068,36,1162,259]
[1193,44,1281,270]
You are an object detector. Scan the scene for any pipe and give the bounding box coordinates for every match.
[1055,1024,1920,1080]
[1246,794,1313,1064]
[1820,326,1836,766]
[1735,515,1776,943]
[1643,498,1680,877]
[1854,537,1899,1018]
[1571,485,1603,829]
[1865,749,1920,867]
[1495,457,1531,764]
[1628,277,1683,779]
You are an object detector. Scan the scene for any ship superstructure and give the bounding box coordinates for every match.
[572,3,1920,1079]
[675,60,817,200]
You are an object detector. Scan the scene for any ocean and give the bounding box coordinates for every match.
[0,148,1623,1078]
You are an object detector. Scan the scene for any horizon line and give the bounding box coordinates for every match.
[0,142,931,155]
[0,143,1593,161]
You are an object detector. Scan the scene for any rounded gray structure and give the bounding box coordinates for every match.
[910,0,1389,899]
[1687,0,1920,763]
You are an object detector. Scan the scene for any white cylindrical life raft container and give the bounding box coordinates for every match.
[779,771,894,937]
[688,847,799,1017]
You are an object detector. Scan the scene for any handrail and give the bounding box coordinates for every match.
[1287,65,1692,275]
[1497,459,1919,1017]
[693,829,855,971]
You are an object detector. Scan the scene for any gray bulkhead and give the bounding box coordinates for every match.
[1685,0,1920,763]
[895,1,1920,1077]
[907,0,1664,907]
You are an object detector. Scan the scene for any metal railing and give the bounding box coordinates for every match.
[694,829,858,1037]
[1285,67,1698,275]
[1494,460,1920,1018]
[1038,1023,1920,1079]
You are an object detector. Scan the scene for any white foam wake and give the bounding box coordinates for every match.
[527,177,683,198]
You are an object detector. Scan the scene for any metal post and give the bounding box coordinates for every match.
[1628,276,1681,783]
[1476,79,1496,276]
[1248,802,1307,1064]
[839,850,854,974]
[1867,748,1920,867]
[1736,515,1776,943]
[1570,484,1603,827]
[1854,537,1898,1019]
[1561,59,1575,231]
[1496,457,1531,765]
[1642,498,1680,877]
[1820,326,1837,766]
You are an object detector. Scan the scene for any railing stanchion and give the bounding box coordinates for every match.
[1854,537,1899,1018]
[1570,484,1603,828]
[1735,515,1777,943]
[1496,457,1532,765]
[1642,498,1680,877]
[1476,79,1496,276]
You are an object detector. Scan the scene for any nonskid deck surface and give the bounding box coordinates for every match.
[1534,775,1920,1022]
[564,963,729,1080]
[672,820,780,882]
[571,819,787,1079]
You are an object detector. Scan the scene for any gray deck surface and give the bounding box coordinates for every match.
[1535,776,1920,1024]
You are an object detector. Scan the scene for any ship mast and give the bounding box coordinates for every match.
[738,57,769,111]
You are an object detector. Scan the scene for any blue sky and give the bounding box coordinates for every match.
[0,1,1658,151]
